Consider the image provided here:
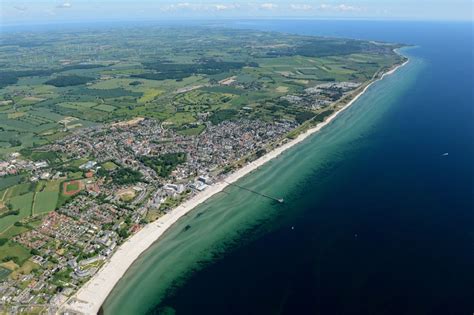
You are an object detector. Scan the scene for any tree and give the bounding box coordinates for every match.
[45,75,94,87]
[8,139,21,147]
[118,227,129,239]
[256,148,267,158]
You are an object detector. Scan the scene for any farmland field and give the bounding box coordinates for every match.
[43,180,61,192]
[0,27,403,157]
[94,104,117,112]
[0,224,29,239]
[0,241,31,265]
[4,183,32,199]
[10,260,40,280]
[58,102,98,110]
[0,176,24,191]
[0,266,11,280]
[33,192,58,215]
[0,192,34,233]
[138,90,163,103]
[176,124,206,136]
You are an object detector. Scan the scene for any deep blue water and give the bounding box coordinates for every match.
[145,21,474,315]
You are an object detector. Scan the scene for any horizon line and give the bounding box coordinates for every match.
[1,17,473,28]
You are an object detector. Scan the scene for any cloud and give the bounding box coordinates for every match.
[214,4,239,11]
[13,5,28,11]
[336,4,358,12]
[290,4,313,11]
[319,3,360,12]
[175,2,192,9]
[56,2,72,9]
[44,9,56,16]
[161,2,203,11]
[260,3,278,10]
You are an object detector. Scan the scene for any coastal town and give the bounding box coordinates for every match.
[0,100,310,311]
[0,25,406,314]
[0,75,378,313]
[0,60,416,311]
[9,68,418,314]
[1,1,469,314]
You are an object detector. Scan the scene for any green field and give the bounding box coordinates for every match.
[0,179,60,232]
[3,183,32,200]
[0,176,24,191]
[0,266,11,280]
[94,104,117,112]
[20,150,59,163]
[0,224,29,239]
[33,191,58,215]
[65,182,80,192]
[176,124,206,136]
[69,158,89,168]
[58,101,98,110]
[0,192,34,233]
[10,260,40,280]
[38,180,60,192]
[165,112,196,127]
[102,161,118,171]
[0,241,31,265]
[138,89,163,103]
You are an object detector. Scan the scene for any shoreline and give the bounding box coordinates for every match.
[62,57,409,315]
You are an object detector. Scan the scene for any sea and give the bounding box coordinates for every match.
[103,20,474,315]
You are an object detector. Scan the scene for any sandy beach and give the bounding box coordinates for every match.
[62,57,409,315]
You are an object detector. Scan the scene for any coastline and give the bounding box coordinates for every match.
[62,56,409,315]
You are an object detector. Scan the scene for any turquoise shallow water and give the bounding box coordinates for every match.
[104,21,473,315]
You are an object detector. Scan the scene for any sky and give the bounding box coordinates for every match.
[1,0,473,25]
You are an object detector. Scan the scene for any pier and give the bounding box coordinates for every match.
[224,181,284,203]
